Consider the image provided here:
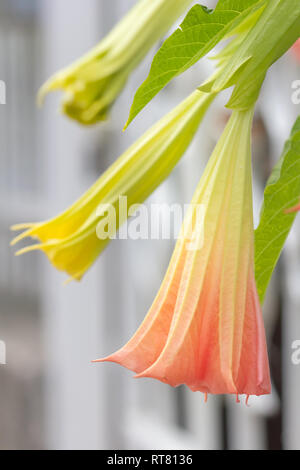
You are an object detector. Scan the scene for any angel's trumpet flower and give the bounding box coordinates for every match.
[11,90,214,281]
[96,107,271,399]
[38,0,192,125]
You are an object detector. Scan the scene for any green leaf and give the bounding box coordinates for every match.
[217,0,300,110]
[255,116,300,303]
[125,0,266,127]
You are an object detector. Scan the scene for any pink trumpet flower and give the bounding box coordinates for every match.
[95,107,271,400]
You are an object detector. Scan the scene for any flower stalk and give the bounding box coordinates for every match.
[201,0,300,109]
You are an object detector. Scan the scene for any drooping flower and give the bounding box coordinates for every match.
[11,90,214,281]
[96,107,271,398]
[38,0,192,125]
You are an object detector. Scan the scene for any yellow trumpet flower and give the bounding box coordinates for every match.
[38,0,192,125]
[11,89,214,281]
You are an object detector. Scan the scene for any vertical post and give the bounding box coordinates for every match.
[259,57,300,450]
[38,0,106,450]
[283,224,300,449]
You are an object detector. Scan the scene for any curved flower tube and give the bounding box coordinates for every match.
[38,0,192,125]
[11,90,214,281]
[96,107,271,398]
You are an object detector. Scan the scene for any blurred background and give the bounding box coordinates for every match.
[0,0,300,450]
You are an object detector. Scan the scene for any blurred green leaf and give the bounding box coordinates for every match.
[255,116,300,303]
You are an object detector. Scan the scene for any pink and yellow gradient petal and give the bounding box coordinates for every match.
[96,108,271,398]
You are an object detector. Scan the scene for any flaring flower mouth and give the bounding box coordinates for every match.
[95,107,271,399]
